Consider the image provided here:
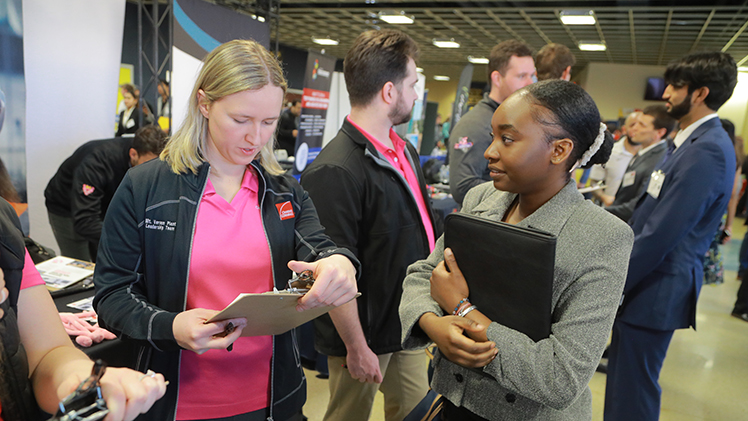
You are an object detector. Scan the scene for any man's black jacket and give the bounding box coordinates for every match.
[44,138,131,243]
[301,119,436,356]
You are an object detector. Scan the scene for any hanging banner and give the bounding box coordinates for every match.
[449,63,474,136]
[294,51,337,174]
[0,0,29,233]
[172,0,270,130]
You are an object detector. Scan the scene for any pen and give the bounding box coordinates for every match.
[214,322,236,352]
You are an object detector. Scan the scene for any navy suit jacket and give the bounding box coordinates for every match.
[619,117,735,331]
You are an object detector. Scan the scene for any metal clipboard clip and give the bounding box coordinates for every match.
[286,269,315,294]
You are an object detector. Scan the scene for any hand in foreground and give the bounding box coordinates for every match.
[56,365,167,421]
[418,312,496,368]
[289,254,357,311]
[59,311,117,347]
[430,248,470,314]
[172,308,246,354]
[345,344,383,384]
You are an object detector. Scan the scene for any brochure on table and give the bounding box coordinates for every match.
[36,257,95,292]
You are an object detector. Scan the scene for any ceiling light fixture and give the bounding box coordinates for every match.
[416,67,424,73]
[560,10,596,25]
[739,67,748,72]
[432,38,460,49]
[379,11,414,24]
[467,56,489,64]
[433,75,450,81]
[578,41,606,51]
[312,37,339,46]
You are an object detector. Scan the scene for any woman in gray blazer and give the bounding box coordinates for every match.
[400,80,634,421]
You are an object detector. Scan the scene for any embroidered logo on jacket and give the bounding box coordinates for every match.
[454,137,473,151]
[82,184,95,196]
[276,201,295,220]
[144,218,176,231]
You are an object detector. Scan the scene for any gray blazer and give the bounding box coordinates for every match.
[400,180,634,420]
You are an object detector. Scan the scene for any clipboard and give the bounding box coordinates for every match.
[206,291,361,337]
[444,213,556,342]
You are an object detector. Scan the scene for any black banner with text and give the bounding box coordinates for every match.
[293,51,337,174]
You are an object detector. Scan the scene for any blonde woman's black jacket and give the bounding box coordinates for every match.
[93,159,359,421]
[301,119,436,356]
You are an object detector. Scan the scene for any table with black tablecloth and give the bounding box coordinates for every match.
[53,289,137,368]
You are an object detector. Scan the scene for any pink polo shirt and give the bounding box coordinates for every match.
[176,167,273,420]
[22,251,45,289]
[347,116,435,251]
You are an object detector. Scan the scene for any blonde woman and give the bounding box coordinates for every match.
[94,39,359,421]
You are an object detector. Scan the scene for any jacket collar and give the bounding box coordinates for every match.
[469,180,583,237]
[480,93,501,111]
[340,117,385,156]
[181,161,211,192]
[183,159,272,193]
[668,116,722,163]
[678,115,721,148]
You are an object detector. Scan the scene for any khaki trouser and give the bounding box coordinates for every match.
[323,349,429,421]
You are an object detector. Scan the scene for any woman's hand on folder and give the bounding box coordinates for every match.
[418,313,497,368]
[430,248,470,315]
[289,255,357,311]
[173,308,246,354]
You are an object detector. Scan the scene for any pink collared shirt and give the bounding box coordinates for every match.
[176,167,273,420]
[21,251,44,289]
[347,116,435,251]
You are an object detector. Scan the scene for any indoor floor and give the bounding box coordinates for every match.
[303,218,748,421]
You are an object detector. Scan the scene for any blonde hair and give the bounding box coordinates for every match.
[161,39,287,175]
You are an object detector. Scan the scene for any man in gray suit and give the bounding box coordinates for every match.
[606,105,675,222]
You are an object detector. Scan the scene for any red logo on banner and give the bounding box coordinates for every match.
[302,88,330,110]
[276,201,295,220]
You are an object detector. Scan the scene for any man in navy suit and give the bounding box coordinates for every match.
[604,52,737,421]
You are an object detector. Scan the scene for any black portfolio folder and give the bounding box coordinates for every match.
[444,213,556,342]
